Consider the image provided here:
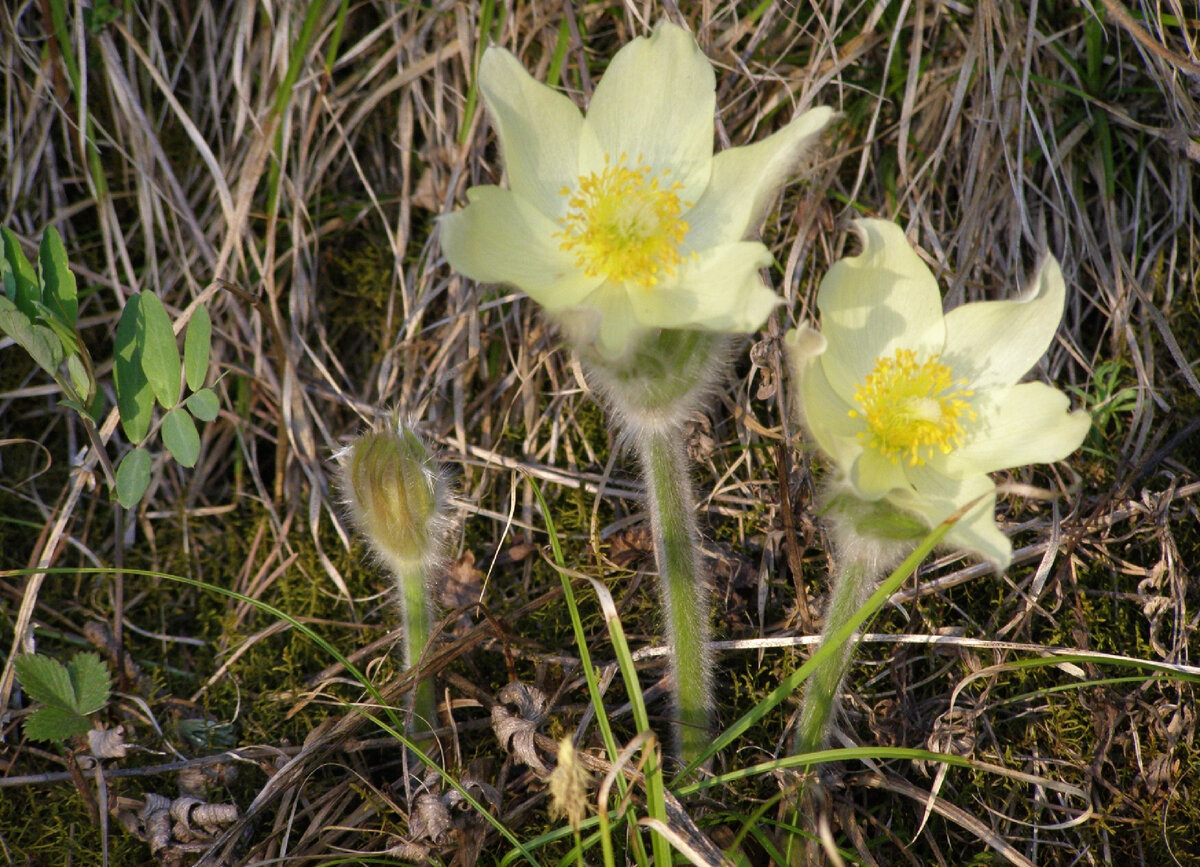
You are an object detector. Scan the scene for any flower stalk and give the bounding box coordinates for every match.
[341,421,448,738]
[637,424,712,760]
[793,554,869,755]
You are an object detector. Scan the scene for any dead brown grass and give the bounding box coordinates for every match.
[1,1,1198,864]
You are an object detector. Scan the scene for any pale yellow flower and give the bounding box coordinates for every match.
[440,22,831,359]
[786,219,1090,567]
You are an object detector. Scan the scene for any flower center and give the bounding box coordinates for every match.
[554,155,688,289]
[849,349,977,466]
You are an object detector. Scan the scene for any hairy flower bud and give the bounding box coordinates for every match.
[343,422,445,570]
[339,419,448,736]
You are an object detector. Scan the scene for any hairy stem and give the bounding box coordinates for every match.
[394,557,437,738]
[794,555,874,755]
[637,425,712,764]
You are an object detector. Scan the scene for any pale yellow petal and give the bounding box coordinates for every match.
[942,255,1068,389]
[943,382,1090,476]
[687,107,833,248]
[584,22,714,202]
[438,186,601,306]
[785,327,862,473]
[889,469,1011,568]
[817,219,945,402]
[625,242,777,332]
[848,447,910,500]
[479,47,584,217]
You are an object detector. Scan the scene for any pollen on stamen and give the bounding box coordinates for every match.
[849,349,978,466]
[553,154,689,289]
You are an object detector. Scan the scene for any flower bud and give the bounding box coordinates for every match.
[342,422,445,569]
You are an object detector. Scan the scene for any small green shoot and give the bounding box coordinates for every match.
[1066,358,1137,441]
[14,652,111,742]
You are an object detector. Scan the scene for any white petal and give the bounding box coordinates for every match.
[686,106,834,248]
[941,255,1067,389]
[848,447,910,500]
[479,47,585,217]
[584,22,714,202]
[439,186,600,306]
[817,219,945,401]
[785,328,862,472]
[625,242,777,332]
[575,285,647,361]
[889,469,1012,568]
[946,382,1091,475]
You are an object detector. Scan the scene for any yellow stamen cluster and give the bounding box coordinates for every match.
[555,154,688,288]
[849,349,977,466]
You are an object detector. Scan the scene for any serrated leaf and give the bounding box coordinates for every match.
[115,447,152,508]
[24,705,91,742]
[66,353,92,404]
[184,388,219,422]
[161,407,200,467]
[114,295,153,442]
[38,226,78,327]
[67,652,110,715]
[15,654,76,710]
[0,295,64,376]
[138,291,181,409]
[1,227,39,316]
[183,303,211,391]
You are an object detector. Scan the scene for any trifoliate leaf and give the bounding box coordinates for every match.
[183,303,211,391]
[14,654,75,710]
[114,295,153,442]
[138,291,181,409]
[162,407,200,467]
[184,388,219,422]
[24,705,91,742]
[67,652,110,715]
[115,447,152,509]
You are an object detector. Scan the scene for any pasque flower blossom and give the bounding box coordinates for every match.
[786,219,1090,567]
[441,22,831,359]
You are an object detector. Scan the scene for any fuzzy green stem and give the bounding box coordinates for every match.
[637,425,712,764]
[794,555,875,755]
[395,556,437,738]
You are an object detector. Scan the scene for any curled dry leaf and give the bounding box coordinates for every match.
[490,682,550,774]
[410,791,454,846]
[88,725,129,759]
[141,793,172,860]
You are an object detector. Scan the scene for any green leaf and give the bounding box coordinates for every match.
[15,654,75,710]
[161,407,200,467]
[66,353,92,404]
[115,447,152,508]
[30,299,80,354]
[67,652,110,715]
[1,227,39,316]
[0,295,64,376]
[183,303,211,391]
[24,705,91,742]
[38,226,78,327]
[184,388,219,422]
[138,292,181,409]
[114,295,153,442]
